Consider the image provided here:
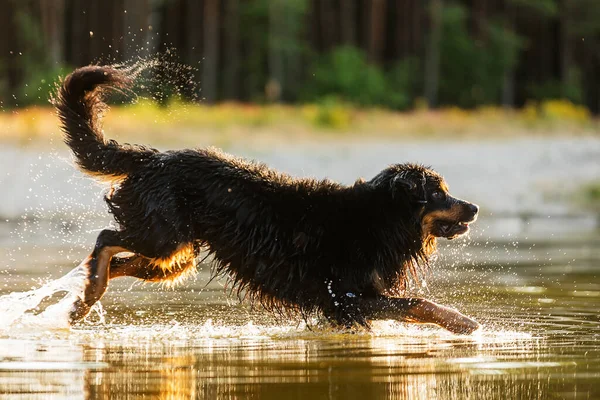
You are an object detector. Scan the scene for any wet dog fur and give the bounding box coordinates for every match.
[55,65,480,334]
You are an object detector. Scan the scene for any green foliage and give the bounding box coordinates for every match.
[14,10,46,68]
[386,57,421,110]
[266,0,308,55]
[578,182,600,211]
[239,0,269,101]
[11,7,70,106]
[305,47,385,107]
[527,68,584,104]
[239,0,308,102]
[585,184,600,201]
[304,46,419,110]
[509,0,558,17]
[4,0,598,115]
[568,0,600,36]
[19,66,70,106]
[438,4,524,108]
[310,97,353,130]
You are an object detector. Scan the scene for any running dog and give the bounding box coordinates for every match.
[55,66,480,334]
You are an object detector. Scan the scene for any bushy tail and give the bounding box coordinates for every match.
[55,65,157,181]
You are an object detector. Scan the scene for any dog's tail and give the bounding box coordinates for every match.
[55,65,157,181]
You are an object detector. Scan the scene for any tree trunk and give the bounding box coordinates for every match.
[123,0,150,61]
[413,0,423,54]
[502,4,515,108]
[185,0,204,99]
[223,0,239,100]
[268,0,284,102]
[0,0,19,104]
[473,0,488,40]
[367,0,387,64]
[424,0,442,107]
[395,0,409,58]
[159,0,185,60]
[88,1,103,62]
[70,1,90,66]
[202,0,220,103]
[39,0,65,66]
[319,0,337,50]
[340,0,356,46]
[559,1,572,99]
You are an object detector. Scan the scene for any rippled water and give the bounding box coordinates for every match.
[1,138,599,399]
[1,218,599,399]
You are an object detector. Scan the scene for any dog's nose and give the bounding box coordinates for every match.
[468,203,479,215]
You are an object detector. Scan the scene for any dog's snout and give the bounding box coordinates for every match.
[468,203,479,215]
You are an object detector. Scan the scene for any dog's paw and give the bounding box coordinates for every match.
[68,298,91,325]
[444,315,481,335]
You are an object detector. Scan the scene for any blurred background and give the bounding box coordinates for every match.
[0,0,599,112]
[0,0,598,227]
[0,0,597,227]
[1,3,600,398]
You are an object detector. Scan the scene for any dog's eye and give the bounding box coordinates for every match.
[431,190,446,201]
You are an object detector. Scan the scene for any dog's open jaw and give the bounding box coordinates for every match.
[422,201,479,240]
[438,215,477,239]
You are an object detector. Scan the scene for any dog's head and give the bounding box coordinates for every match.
[370,164,479,240]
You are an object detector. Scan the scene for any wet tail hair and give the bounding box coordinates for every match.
[55,65,157,181]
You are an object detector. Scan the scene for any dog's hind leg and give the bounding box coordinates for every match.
[109,243,198,284]
[69,229,128,323]
[70,241,197,323]
[109,253,197,284]
[360,296,480,334]
[109,255,154,279]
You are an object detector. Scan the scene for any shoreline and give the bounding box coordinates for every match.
[0,103,598,149]
[1,136,599,222]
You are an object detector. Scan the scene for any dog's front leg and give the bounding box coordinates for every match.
[361,296,480,334]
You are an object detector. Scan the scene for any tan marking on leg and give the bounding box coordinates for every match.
[148,243,196,272]
[144,243,198,286]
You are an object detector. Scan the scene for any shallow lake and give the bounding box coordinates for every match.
[0,217,599,399]
[1,139,599,399]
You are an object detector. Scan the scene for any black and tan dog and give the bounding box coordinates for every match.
[55,66,480,334]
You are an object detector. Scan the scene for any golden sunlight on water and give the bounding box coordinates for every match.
[0,321,549,400]
[1,272,599,400]
[1,207,599,399]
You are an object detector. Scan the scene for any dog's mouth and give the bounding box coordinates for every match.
[438,219,473,239]
[421,198,479,240]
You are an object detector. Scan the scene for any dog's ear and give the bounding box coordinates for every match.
[391,174,427,203]
[390,174,415,199]
[392,175,416,191]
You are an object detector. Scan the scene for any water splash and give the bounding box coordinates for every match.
[60,317,532,346]
[0,262,95,333]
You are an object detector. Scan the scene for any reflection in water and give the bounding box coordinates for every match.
[0,317,596,399]
[1,228,600,399]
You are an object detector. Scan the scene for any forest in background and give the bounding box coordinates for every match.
[1,0,599,113]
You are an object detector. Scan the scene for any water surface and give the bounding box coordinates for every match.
[1,139,599,399]
[1,222,599,399]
